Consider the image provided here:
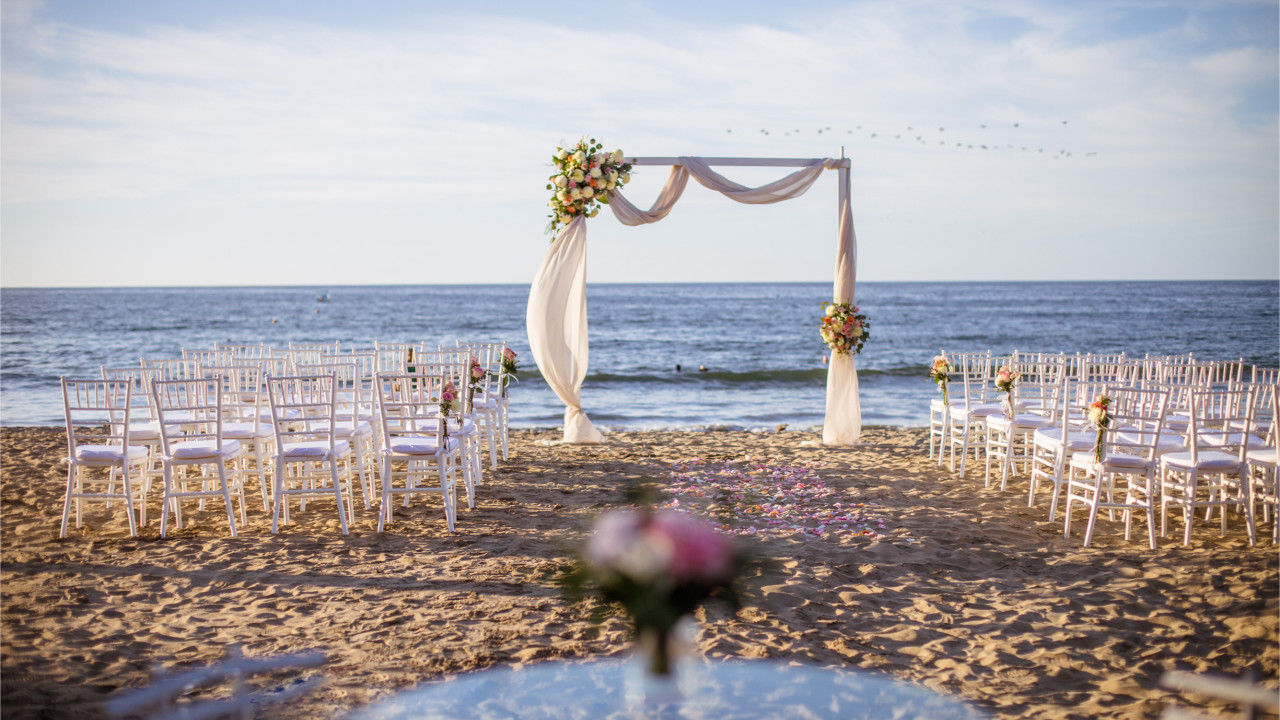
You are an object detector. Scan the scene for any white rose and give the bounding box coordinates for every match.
[589,167,602,178]
[556,148,568,160]
[573,151,585,164]
[555,175,568,188]
[825,305,837,317]
[609,169,618,180]
[556,190,568,201]
[571,169,585,182]
[569,187,582,200]
[612,149,624,163]
[606,181,616,190]
[582,186,595,198]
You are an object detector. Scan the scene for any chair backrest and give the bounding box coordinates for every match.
[202,364,266,430]
[62,377,135,456]
[1185,388,1252,463]
[958,352,997,409]
[1100,387,1169,461]
[266,374,339,452]
[289,341,341,355]
[141,357,202,381]
[215,342,270,359]
[151,378,230,455]
[182,347,235,367]
[101,366,165,423]
[374,372,451,448]
[1253,366,1279,385]
[374,342,424,373]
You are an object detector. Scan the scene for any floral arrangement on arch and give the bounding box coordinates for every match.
[546,138,633,236]
[561,506,747,677]
[819,301,870,355]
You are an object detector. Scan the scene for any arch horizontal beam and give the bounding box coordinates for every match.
[626,157,850,168]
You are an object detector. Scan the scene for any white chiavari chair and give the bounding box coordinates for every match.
[944,352,1003,478]
[266,374,356,535]
[373,372,461,532]
[151,377,248,539]
[1160,387,1256,546]
[1063,386,1169,548]
[60,378,152,537]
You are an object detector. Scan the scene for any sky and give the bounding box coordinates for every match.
[1,0,1277,287]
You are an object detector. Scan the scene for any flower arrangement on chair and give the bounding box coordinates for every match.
[500,347,518,398]
[563,505,747,678]
[546,138,633,236]
[995,366,1019,419]
[467,357,487,410]
[927,355,953,406]
[818,301,870,355]
[438,382,458,438]
[1085,394,1113,462]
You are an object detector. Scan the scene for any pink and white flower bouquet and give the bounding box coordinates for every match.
[564,508,746,677]
[546,138,633,236]
[500,347,518,397]
[818,301,870,355]
[994,366,1019,419]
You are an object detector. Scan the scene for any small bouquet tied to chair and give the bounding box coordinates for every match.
[927,354,953,406]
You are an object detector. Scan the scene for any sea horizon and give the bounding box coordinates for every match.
[3,280,1277,429]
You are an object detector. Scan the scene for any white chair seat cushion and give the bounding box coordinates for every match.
[281,439,350,458]
[221,422,274,439]
[1246,448,1276,466]
[952,403,1003,421]
[314,420,372,438]
[1161,450,1244,471]
[127,422,161,441]
[1035,428,1096,451]
[1116,432,1184,453]
[387,436,459,455]
[1202,432,1266,449]
[75,445,150,463]
[1069,451,1154,471]
[171,439,242,459]
[987,414,1054,432]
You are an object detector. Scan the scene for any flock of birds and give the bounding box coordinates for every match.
[726,122,1098,158]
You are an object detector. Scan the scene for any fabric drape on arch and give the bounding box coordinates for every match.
[526,156,860,445]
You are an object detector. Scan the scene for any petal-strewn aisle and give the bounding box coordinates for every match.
[2,427,1275,719]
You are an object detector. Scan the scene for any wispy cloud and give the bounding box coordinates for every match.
[1,0,1275,284]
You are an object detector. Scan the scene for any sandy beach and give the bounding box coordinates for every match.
[2,425,1276,719]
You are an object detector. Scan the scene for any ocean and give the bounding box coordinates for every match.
[2,281,1276,430]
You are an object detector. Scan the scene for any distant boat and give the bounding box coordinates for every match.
[316,291,330,303]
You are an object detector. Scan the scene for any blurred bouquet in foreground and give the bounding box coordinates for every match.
[563,507,747,677]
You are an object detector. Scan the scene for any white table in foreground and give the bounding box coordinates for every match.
[356,658,984,720]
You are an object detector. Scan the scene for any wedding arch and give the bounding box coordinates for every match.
[526,155,861,445]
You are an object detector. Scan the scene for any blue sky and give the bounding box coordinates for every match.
[2,0,1276,286]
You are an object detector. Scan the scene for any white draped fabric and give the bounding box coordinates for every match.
[526,156,861,445]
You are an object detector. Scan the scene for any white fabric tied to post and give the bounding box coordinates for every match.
[526,156,861,445]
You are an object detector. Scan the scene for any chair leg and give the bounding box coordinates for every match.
[330,460,349,535]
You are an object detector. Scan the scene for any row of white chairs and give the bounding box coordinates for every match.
[926,351,1279,548]
[59,340,515,539]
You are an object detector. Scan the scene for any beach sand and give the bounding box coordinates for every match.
[2,426,1276,719]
